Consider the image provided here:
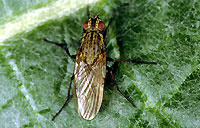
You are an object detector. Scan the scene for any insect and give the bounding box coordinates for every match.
[43,3,157,121]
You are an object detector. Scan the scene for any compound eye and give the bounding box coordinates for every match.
[83,21,88,29]
[98,21,105,30]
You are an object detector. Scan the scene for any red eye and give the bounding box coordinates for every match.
[98,21,105,30]
[83,21,88,29]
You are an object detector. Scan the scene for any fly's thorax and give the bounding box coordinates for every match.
[81,31,105,65]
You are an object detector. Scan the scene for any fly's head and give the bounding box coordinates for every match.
[83,15,105,32]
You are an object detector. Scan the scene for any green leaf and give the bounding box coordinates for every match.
[0,0,199,127]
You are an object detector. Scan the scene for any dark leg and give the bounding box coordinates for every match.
[43,38,76,59]
[87,4,90,19]
[103,3,129,40]
[107,66,136,108]
[51,75,74,121]
[106,55,158,107]
[104,3,158,65]
[107,57,158,65]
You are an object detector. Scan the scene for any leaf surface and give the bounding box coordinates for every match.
[0,0,199,127]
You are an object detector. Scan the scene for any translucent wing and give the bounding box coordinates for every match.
[74,49,106,120]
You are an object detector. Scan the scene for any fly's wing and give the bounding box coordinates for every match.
[74,50,106,120]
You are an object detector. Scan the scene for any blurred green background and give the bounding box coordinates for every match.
[0,0,199,127]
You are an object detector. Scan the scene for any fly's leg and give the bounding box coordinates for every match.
[43,38,76,59]
[103,3,129,40]
[87,3,90,19]
[51,75,74,121]
[107,57,158,65]
[105,3,159,65]
[104,3,158,108]
[106,58,158,108]
[107,66,136,108]
[43,37,76,121]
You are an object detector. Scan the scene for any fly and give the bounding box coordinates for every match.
[43,3,158,121]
